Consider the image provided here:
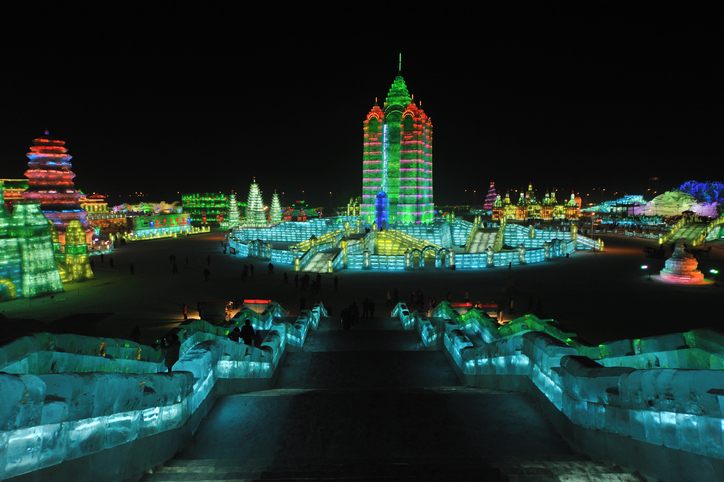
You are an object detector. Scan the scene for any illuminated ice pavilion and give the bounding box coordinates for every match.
[362,67,433,226]
[21,134,92,246]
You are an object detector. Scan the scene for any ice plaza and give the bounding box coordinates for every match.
[1,72,724,482]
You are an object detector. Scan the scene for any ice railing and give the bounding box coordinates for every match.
[416,302,724,469]
[0,301,326,480]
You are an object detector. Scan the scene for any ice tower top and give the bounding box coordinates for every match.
[384,76,411,111]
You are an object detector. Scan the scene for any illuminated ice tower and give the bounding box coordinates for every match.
[22,134,92,246]
[227,194,240,229]
[362,59,433,225]
[244,179,267,227]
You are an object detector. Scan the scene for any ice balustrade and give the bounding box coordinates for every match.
[575,232,604,251]
[419,302,724,479]
[232,219,342,244]
[0,333,165,375]
[0,302,327,481]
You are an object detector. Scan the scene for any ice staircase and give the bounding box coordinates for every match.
[376,229,443,254]
[140,455,646,481]
[667,221,710,245]
[465,229,497,253]
[301,248,339,273]
[140,317,645,482]
[290,229,345,252]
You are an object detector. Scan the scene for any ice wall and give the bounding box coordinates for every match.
[430,303,724,481]
[0,302,325,481]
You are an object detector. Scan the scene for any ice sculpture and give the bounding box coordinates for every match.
[660,239,705,283]
[22,135,92,247]
[244,179,267,227]
[227,193,240,229]
[4,201,63,298]
[362,70,433,224]
[270,191,282,224]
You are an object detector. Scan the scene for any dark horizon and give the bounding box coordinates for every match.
[1,5,722,209]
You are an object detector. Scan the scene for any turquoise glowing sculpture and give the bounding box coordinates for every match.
[362,63,433,225]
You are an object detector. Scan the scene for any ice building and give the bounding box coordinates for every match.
[22,134,93,247]
[0,185,63,300]
[181,192,228,224]
[362,66,433,226]
[492,185,580,221]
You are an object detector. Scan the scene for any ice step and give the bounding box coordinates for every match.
[140,456,648,481]
[140,456,506,481]
[491,456,649,481]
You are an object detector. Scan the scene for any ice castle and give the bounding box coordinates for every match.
[361,64,434,226]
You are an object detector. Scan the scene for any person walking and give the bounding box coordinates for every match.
[129,263,135,275]
[182,303,188,320]
[240,320,255,346]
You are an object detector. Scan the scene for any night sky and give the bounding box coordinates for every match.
[2,4,722,209]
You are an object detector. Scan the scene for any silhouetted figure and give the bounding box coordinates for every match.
[172,263,178,274]
[229,326,241,343]
[182,303,188,320]
[240,320,255,346]
[129,264,135,275]
[130,325,141,343]
[341,307,351,330]
[163,334,181,372]
[203,268,210,282]
[109,258,114,268]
